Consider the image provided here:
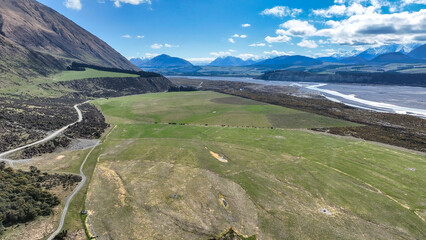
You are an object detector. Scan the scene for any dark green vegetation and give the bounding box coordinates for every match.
[0,163,81,233]
[67,62,162,78]
[0,96,81,153]
[13,136,71,160]
[0,96,108,158]
[53,230,68,240]
[171,78,426,152]
[210,228,256,240]
[85,91,426,239]
[66,103,110,140]
[41,75,172,98]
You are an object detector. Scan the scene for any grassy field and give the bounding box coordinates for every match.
[96,91,357,129]
[49,68,139,82]
[84,91,426,239]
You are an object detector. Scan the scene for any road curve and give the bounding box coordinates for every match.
[47,144,97,240]
[0,101,89,160]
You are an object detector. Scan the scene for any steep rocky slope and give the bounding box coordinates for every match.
[0,0,139,83]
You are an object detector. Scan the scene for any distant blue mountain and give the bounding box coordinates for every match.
[316,57,339,63]
[129,58,150,67]
[209,56,257,66]
[135,54,194,68]
[369,52,425,64]
[130,54,200,73]
[338,56,368,64]
[255,55,322,67]
[408,44,426,59]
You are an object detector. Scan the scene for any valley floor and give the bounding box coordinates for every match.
[82,91,426,239]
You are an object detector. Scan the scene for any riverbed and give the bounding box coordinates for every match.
[170,76,426,119]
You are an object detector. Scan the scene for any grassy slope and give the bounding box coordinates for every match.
[84,92,425,239]
[0,68,139,97]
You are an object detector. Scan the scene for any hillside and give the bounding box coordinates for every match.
[0,0,138,84]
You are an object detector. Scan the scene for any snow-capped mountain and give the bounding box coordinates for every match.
[357,44,421,61]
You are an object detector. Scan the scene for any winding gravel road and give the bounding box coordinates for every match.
[0,101,96,239]
[47,144,97,240]
[0,101,89,162]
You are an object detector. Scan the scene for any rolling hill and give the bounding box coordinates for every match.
[0,0,139,84]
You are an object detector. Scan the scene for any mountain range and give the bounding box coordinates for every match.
[356,43,421,61]
[0,0,138,84]
[129,44,426,71]
[208,56,257,66]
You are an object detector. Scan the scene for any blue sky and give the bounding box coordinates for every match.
[38,0,426,64]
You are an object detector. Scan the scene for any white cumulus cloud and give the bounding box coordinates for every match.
[249,43,266,47]
[121,34,131,38]
[238,54,259,60]
[151,43,163,49]
[297,39,318,48]
[265,35,291,43]
[164,43,179,48]
[136,35,145,39]
[401,0,426,6]
[261,6,303,17]
[264,50,292,56]
[64,0,82,10]
[210,50,235,57]
[315,9,426,45]
[312,1,387,18]
[113,0,151,7]
[278,20,317,36]
[242,23,251,27]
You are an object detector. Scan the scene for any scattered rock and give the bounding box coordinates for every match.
[320,208,332,216]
